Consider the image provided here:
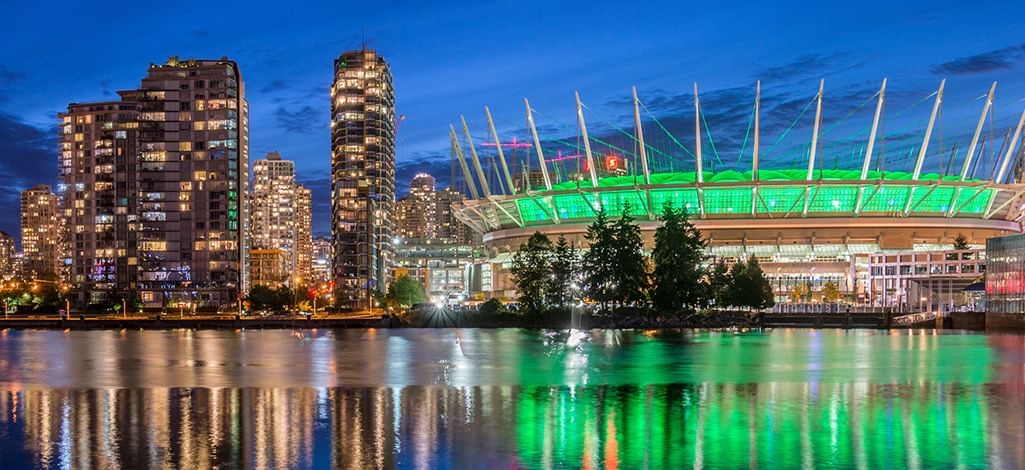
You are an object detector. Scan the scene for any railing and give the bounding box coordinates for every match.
[892,310,938,326]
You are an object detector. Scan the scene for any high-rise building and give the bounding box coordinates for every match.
[295,186,313,285]
[0,231,15,277]
[59,100,139,305]
[251,152,298,280]
[396,173,437,241]
[59,56,249,309]
[331,49,395,309]
[20,185,62,277]
[436,186,473,245]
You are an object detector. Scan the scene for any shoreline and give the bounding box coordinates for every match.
[0,311,1007,331]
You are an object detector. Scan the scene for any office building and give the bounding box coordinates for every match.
[330,49,395,309]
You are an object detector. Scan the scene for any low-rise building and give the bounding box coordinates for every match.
[250,248,288,289]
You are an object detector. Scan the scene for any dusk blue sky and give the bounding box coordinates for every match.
[2,0,1025,240]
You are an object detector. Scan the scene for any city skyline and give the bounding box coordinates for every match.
[3,1,1025,239]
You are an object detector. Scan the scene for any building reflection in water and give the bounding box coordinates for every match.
[1,329,1024,467]
[0,381,1022,468]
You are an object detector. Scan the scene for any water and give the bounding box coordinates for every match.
[0,328,1023,468]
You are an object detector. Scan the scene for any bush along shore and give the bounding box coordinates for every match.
[396,304,759,329]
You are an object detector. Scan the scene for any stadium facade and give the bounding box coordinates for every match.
[451,80,1025,303]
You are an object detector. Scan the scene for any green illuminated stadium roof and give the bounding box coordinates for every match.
[514,169,994,223]
[548,169,978,191]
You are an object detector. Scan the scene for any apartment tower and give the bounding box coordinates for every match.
[330,49,395,309]
[19,185,62,278]
[59,56,248,309]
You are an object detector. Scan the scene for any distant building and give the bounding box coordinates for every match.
[250,151,311,286]
[59,56,249,309]
[250,248,288,288]
[396,173,437,240]
[0,231,15,277]
[436,187,475,245]
[311,236,332,283]
[20,185,62,278]
[393,241,482,305]
[331,49,395,309]
[296,186,313,285]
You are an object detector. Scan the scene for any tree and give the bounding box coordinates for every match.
[741,256,775,309]
[510,232,553,313]
[611,204,649,308]
[386,275,427,308]
[821,281,841,302]
[726,256,774,310]
[549,236,579,308]
[709,259,733,308]
[581,209,616,311]
[788,283,808,303]
[953,233,970,250]
[651,203,707,313]
[248,285,280,311]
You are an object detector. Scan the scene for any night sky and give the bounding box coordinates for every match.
[2,0,1025,240]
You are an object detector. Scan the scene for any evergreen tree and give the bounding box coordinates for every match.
[709,258,733,308]
[740,256,775,309]
[549,236,579,308]
[726,257,748,309]
[651,203,708,313]
[510,232,554,313]
[611,204,649,308]
[953,233,970,250]
[581,209,616,311]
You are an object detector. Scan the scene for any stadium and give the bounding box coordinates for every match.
[451,80,1025,303]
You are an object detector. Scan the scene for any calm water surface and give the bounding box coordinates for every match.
[0,328,1023,468]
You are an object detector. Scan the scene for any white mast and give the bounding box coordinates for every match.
[912,80,946,180]
[632,86,651,186]
[751,80,761,216]
[576,91,600,188]
[461,115,491,198]
[450,125,479,199]
[694,82,705,217]
[904,80,945,215]
[854,78,886,215]
[995,106,1025,183]
[961,83,996,180]
[485,106,516,194]
[803,80,824,216]
[524,98,552,191]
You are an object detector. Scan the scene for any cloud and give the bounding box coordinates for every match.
[0,65,25,84]
[260,79,290,93]
[100,79,113,96]
[759,54,841,81]
[0,113,56,236]
[930,43,1025,75]
[275,105,320,133]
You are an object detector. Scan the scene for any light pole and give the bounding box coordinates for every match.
[122,298,127,319]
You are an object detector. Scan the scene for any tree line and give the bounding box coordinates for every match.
[510,202,774,315]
